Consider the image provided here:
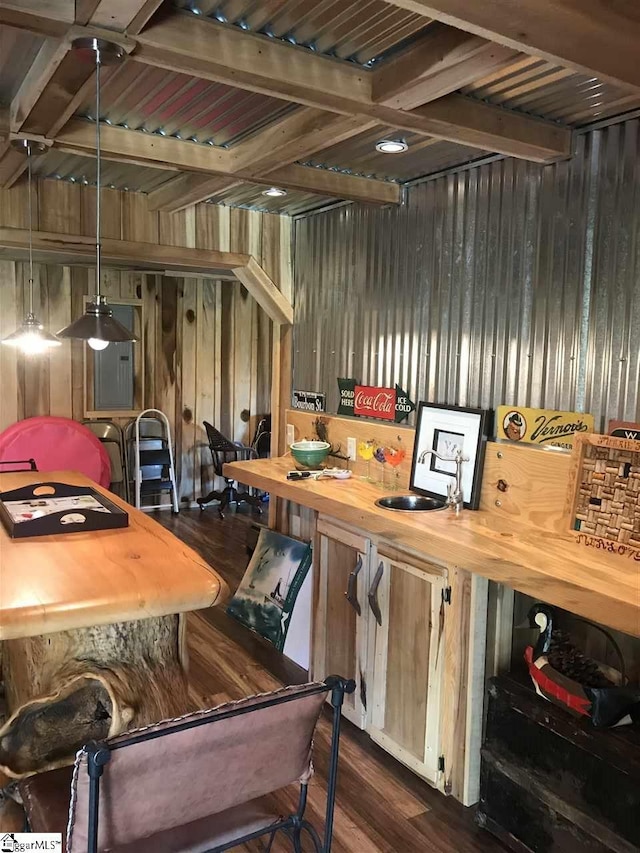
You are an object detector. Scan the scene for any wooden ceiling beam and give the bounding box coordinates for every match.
[2,11,571,163]
[149,109,377,211]
[146,174,241,212]
[54,119,401,207]
[0,1,72,37]
[0,141,28,188]
[380,0,640,92]
[84,0,166,34]
[11,26,134,138]
[10,38,72,132]
[405,93,569,161]
[135,13,372,114]
[372,23,518,110]
[132,14,570,162]
[0,225,293,323]
[229,109,377,176]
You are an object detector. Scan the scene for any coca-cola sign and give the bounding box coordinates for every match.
[354,385,395,420]
[337,378,415,423]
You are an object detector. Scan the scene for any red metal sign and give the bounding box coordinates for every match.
[354,385,396,420]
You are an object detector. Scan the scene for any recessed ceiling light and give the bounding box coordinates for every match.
[375,139,408,154]
[262,187,288,197]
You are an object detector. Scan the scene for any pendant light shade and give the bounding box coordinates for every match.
[56,38,137,349]
[1,139,61,356]
[56,297,136,346]
[2,315,61,355]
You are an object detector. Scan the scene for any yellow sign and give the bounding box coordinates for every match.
[496,405,594,450]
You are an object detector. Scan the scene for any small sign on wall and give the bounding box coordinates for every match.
[292,390,326,412]
[496,405,594,450]
[609,420,640,441]
[337,378,415,423]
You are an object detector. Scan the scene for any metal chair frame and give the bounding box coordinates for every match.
[83,676,354,853]
[83,420,129,503]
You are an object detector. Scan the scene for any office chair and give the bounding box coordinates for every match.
[197,421,262,519]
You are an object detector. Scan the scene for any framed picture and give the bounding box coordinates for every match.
[409,403,490,509]
[226,528,312,653]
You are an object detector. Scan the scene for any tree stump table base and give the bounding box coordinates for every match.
[0,614,192,780]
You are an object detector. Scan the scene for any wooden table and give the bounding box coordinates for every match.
[0,470,228,780]
[225,457,640,639]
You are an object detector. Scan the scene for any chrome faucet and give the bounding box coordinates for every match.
[417,447,468,515]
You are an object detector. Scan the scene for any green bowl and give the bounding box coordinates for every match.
[290,440,331,469]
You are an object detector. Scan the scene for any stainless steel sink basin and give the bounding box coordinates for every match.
[375,494,446,512]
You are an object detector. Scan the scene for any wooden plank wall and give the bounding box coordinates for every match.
[0,180,292,505]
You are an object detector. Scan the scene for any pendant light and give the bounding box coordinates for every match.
[1,139,61,355]
[57,38,137,351]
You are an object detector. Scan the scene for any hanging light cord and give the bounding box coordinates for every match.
[27,141,34,316]
[95,45,102,301]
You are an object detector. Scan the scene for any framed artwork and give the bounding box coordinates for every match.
[409,403,490,509]
[226,528,312,652]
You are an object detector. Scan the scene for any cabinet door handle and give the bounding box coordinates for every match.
[345,554,363,615]
[367,560,384,626]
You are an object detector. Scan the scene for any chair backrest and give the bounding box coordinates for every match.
[0,458,38,472]
[204,421,238,454]
[67,682,328,852]
[84,421,123,445]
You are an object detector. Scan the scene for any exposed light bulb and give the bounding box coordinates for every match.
[88,337,109,351]
[261,187,287,197]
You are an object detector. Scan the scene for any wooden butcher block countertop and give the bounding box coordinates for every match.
[0,470,228,640]
[225,457,640,638]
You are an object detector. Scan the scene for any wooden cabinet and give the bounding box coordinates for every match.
[311,516,487,805]
[368,550,447,785]
[313,518,372,729]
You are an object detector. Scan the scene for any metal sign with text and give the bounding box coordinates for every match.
[292,390,326,412]
[496,405,594,450]
[337,378,415,423]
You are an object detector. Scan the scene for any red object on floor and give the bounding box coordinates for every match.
[0,417,111,487]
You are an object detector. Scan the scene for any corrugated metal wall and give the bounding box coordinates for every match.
[293,119,640,430]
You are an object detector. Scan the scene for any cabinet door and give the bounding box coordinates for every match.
[312,519,371,729]
[368,553,446,783]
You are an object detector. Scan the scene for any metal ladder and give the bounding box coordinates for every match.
[131,409,179,513]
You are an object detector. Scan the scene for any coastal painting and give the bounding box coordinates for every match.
[227,528,312,651]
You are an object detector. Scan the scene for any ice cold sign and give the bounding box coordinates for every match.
[337,378,415,423]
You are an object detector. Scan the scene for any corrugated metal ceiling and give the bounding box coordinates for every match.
[76,59,296,147]
[206,183,337,215]
[463,56,640,127]
[173,0,431,65]
[0,25,44,105]
[301,126,490,182]
[32,150,176,194]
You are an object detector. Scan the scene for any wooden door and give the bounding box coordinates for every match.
[368,550,446,783]
[312,518,371,729]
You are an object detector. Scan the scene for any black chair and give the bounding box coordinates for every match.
[197,422,263,518]
[0,458,38,472]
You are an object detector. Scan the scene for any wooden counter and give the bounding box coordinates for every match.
[0,470,228,640]
[225,457,640,638]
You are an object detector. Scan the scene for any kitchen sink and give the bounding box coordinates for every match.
[375,494,447,512]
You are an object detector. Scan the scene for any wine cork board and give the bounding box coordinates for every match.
[568,433,640,548]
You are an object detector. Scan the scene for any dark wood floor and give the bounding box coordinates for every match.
[156,506,509,853]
